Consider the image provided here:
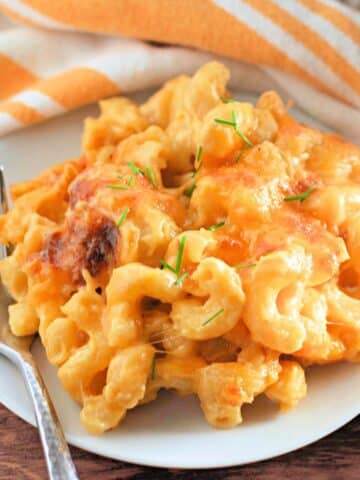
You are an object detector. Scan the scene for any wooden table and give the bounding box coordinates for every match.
[0,403,359,479]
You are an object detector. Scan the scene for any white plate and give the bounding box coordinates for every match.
[0,91,359,469]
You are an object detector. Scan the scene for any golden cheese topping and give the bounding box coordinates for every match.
[0,61,359,434]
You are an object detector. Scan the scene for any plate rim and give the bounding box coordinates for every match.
[1,390,359,469]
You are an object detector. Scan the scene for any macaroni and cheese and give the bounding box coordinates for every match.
[1,62,359,434]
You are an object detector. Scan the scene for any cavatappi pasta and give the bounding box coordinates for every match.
[1,62,360,434]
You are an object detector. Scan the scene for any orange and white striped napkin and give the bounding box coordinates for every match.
[0,1,359,142]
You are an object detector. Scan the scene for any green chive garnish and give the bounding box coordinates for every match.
[160,235,188,284]
[234,263,257,270]
[128,161,156,188]
[184,183,196,198]
[231,110,253,146]
[196,145,203,163]
[234,150,245,163]
[284,186,316,203]
[175,235,186,275]
[151,357,156,380]
[128,161,144,175]
[145,167,156,188]
[107,185,129,190]
[192,146,203,177]
[207,221,225,232]
[194,145,203,175]
[127,175,135,187]
[202,308,225,326]
[116,207,129,227]
[214,118,235,126]
[160,259,176,274]
[214,110,253,147]
[174,272,189,285]
[220,96,235,104]
[235,130,253,147]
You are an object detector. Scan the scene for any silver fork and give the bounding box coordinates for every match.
[0,168,79,480]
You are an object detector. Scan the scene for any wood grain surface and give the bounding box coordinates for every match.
[0,403,359,480]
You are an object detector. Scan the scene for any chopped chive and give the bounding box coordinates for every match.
[207,221,225,232]
[196,145,203,163]
[284,185,316,203]
[128,161,155,187]
[234,128,253,147]
[160,235,187,284]
[214,111,253,147]
[220,96,235,104]
[145,167,156,188]
[190,146,204,179]
[151,357,156,380]
[107,185,129,190]
[231,109,237,124]
[202,308,225,327]
[160,259,177,274]
[128,161,144,175]
[234,150,245,163]
[116,207,129,227]
[174,272,189,285]
[175,235,186,275]
[214,118,236,126]
[127,175,135,187]
[234,263,257,270]
[184,183,196,198]
[192,145,203,177]
[231,110,253,147]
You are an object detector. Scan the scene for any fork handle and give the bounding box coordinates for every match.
[17,351,79,480]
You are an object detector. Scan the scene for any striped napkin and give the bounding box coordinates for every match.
[0,1,359,142]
